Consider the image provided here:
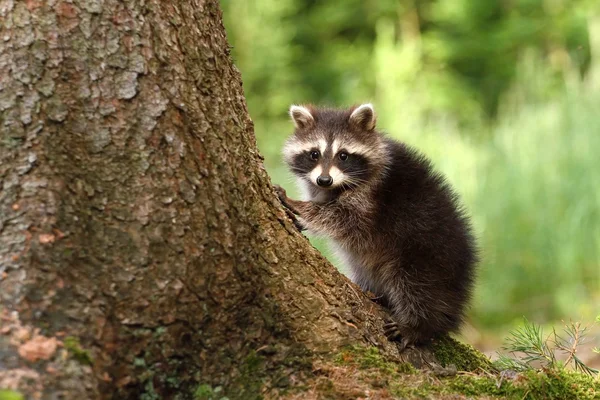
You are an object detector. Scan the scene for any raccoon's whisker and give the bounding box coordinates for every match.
[341,176,366,186]
[346,169,370,174]
[342,179,362,187]
[344,172,369,180]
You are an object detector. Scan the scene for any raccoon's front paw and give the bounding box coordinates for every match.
[284,208,305,232]
[274,184,298,213]
[274,185,305,232]
[273,184,289,204]
[383,322,415,351]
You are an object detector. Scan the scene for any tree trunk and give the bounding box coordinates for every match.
[0,1,486,399]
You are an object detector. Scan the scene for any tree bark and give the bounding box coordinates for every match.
[0,1,482,399]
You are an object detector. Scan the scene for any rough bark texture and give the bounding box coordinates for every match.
[0,1,480,399]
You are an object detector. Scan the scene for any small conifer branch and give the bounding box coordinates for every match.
[496,318,598,377]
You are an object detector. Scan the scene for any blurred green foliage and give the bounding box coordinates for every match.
[221,0,600,332]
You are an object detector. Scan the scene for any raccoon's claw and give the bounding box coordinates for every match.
[274,185,296,211]
[274,185,305,231]
[383,322,414,351]
[384,322,403,340]
[273,184,288,203]
[284,207,305,232]
[369,294,389,307]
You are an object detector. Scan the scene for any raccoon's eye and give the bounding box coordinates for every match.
[339,152,348,161]
[310,151,320,160]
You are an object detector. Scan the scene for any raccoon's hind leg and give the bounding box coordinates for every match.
[383,322,419,351]
[382,293,445,350]
[383,309,455,350]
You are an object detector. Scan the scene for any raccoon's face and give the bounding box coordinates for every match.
[283,104,385,192]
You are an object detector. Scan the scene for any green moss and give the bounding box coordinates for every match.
[444,368,600,399]
[333,345,443,399]
[335,345,416,374]
[222,344,314,399]
[385,367,600,399]
[243,351,264,372]
[297,342,600,399]
[133,357,147,367]
[153,326,167,337]
[193,384,228,400]
[192,350,268,400]
[446,374,522,398]
[194,384,214,399]
[165,376,181,389]
[0,390,24,400]
[390,380,437,398]
[431,335,494,372]
[140,380,160,400]
[236,351,265,399]
[63,336,93,365]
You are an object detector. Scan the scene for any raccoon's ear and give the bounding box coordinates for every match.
[349,103,376,131]
[289,105,315,129]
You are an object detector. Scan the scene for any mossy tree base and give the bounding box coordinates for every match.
[265,345,599,400]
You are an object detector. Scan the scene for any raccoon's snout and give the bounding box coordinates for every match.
[316,175,333,187]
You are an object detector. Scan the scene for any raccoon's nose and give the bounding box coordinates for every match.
[317,175,333,187]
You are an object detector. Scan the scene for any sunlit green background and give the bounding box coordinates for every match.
[221,0,600,348]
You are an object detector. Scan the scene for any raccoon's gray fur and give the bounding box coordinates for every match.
[274,104,478,348]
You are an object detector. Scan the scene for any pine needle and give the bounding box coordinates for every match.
[495,318,598,377]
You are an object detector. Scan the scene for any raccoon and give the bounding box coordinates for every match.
[274,104,478,349]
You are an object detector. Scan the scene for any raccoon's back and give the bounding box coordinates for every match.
[371,139,478,283]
